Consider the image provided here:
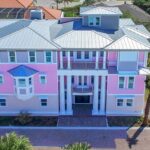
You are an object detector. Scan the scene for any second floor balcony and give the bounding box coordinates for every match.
[58,51,107,70]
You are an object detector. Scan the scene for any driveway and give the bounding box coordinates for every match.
[0,128,150,150]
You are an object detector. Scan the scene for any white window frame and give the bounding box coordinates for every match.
[117,99,124,107]
[0,75,4,84]
[88,16,101,26]
[40,98,48,106]
[45,51,52,63]
[0,99,6,106]
[28,51,36,63]
[128,76,135,89]
[118,76,125,89]
[8,51,16,63]
[126,99,133,107]
[39,75,47,84]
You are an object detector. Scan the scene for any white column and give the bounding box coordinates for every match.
[103,51,106,69]
[95,51,99,69]
[60,75,65,115]
[92,75,99,115]
[67,51,71,69]
[66,75,73,115]
[60,51,63,69]
[100,76,106,114]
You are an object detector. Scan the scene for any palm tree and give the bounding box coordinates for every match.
[143,76,150,126]
[0,132,32,150]
[54,0,62,9]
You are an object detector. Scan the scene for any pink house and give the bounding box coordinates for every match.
[0,6,150,116]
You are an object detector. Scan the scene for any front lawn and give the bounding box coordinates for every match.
[107,116,150,127]
[0,116,58,126]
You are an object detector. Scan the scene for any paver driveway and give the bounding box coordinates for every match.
[0,127,150,150]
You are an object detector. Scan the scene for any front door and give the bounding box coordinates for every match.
[75,96,90,104]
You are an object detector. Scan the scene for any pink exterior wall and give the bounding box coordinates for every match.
[107,52,118,66]
[0,64,58,94]
[107,75,145,94]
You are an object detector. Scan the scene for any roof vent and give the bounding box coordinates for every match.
[30,9,43,20]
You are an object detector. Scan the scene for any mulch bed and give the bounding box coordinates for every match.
[0,116,58,126]
[107,116,150,127]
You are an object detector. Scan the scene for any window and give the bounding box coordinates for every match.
[119,77,125,89]
[40,75,46,84]
[77,51,81,59]
[84,76,87,86]
[78,76,82,86]
[89,16,94,26]
[29,51,36,62]
[91,76,94,84]
[41,99,47,106]
[126,99,133,107]
[100,51,104,57]
[0,99,6,106]
[85,52,89,59]
[72,76,74,84]
[92,51,96,57]
[9,51,16,62]
[18,79,26,87]
[96,17,100,25]
[45,51,51,63]
[29,78,32,85]
[117,99,123,107]
[70,52,73,57]
[0,75,3,84]
[63,51,66,57]
[128,77,134,89]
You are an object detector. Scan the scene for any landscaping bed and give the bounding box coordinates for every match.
[0,116,58,126]
[107,116,150,127]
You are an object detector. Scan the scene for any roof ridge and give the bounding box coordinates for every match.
[28,26,60,49]
[92,30,113,42]
[106,35,150,49]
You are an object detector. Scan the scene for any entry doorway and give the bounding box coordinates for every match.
[75,95,90,104]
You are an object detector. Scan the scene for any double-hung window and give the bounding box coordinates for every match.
[40,75,46,84]
[117,99,123,107]
[0,99,6,106]
[29,51,36,63]
[18,79,26,87]
[41,99,47,106]
[77,51,81,59]
[96,17,100,26]
[0,75,3,84]
[45,51,51,63]
[85,52,89,59]
[128,77,134,89]
[126,99,133,107]
[89,16,94,26]
[9,51,16,62]
[119,77,125,89]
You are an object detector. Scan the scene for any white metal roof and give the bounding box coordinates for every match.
[119,18,135,28]
[80,6,122,16]
[54,30,113,49]
[106,35,150,50]
[0,20,59,50]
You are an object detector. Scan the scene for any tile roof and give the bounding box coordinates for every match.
[8,65,38,77]
[80,6,122,15]
[0,0,33,8]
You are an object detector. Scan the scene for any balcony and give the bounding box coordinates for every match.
[72,85,93,94]
[59,61,104,70]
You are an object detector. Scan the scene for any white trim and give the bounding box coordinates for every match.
[8,51,17,63]
[44,50,53,63]
[127,76,135,89]
[118,76,125,89]
[28,50,37,63]
[39,74,47,84]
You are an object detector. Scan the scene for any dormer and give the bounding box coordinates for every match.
[80,6,122,30]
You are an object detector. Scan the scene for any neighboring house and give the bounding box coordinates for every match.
[0,6,150,116]
[0,0,62,19]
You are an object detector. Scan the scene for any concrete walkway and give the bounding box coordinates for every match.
[0,128,150,150]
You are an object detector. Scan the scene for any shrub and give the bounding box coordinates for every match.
[15,111,32,125]
[63,142,91,150]
[0,132,32,150]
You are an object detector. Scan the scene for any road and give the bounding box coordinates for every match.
[0,127,150,150]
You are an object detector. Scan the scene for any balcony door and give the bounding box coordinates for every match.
[78,76,88,87]
[75,52,91,61]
